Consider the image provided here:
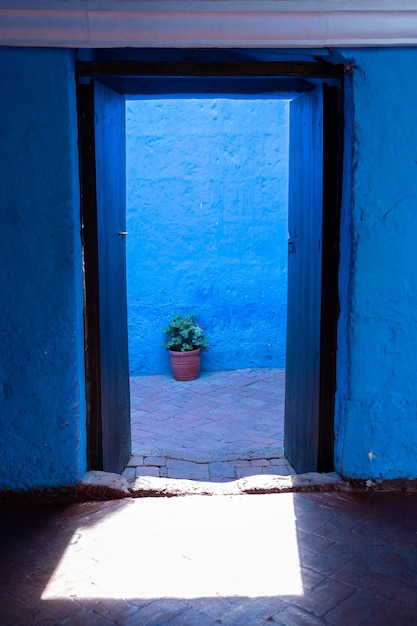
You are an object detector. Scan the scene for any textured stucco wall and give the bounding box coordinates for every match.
[334,47,417,480]
[126,98,289,375]
[0,48,86,491]
[2,44,417,488]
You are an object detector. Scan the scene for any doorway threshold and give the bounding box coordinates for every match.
[128,470,345,497]
[122,450,294,484]
[77,468,346,500]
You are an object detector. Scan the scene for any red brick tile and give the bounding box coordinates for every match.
[271,603,330,625]
[297,529,335,555]
[325,590,393,625]
[292,577,355,617]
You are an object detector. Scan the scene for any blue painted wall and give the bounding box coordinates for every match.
[2,44,417,488]
[126,98,289,375]
[334,47,417,480]
[0,48,86,491]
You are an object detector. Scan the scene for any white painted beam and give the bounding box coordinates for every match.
[1,1,417,48]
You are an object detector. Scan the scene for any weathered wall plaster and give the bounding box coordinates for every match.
[334,47,417,480]
[0,48,86,490]
[126,98,289,375]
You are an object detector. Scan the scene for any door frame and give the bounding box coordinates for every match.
[77,80,131,472]
[76,53,344,473]
[77,82,103,470]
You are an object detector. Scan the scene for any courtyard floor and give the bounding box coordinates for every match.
[122,367,295,483]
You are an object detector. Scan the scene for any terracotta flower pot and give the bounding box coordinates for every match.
[168,348,201,381]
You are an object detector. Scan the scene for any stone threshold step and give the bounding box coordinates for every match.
[5,472,417,503]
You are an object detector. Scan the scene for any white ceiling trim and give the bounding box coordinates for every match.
[1,2,417,48]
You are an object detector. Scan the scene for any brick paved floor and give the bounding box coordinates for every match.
[123,368,296,483]
[1,490,417,625]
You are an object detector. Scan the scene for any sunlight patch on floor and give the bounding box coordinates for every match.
[42,494,303,600]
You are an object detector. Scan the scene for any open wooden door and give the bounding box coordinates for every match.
[78,81,131,473]
[284,85,325,474]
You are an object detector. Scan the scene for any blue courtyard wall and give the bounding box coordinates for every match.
[0,48,86,491]
[335,47,417,480]
[126,98,289,375]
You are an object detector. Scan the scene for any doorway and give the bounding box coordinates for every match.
[76,52,343,477]
[125,95,290,480]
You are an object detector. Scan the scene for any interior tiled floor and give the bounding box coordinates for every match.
[3,491,417,625]
[123,367,295,483]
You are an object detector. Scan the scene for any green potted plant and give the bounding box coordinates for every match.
[162,313,209,380]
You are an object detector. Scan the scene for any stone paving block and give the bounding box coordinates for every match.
[270,457,292,466]
[126,455,144,466]
[235,466,265,478]
[263,465,295,476]
[134,466,160,477]
[166,459,210,480]
[250,458,270,467]
[208,471,237,482]
[143,455,166,466]
[208,475,235,484]
[121,467,136,480]
[208,461,237,477]
[166,458,201,469]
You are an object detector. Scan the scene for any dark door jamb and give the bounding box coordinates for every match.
[77,82,103,469]
[76,56,344,474]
